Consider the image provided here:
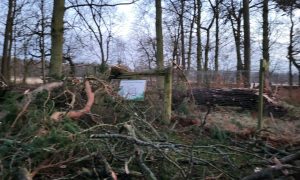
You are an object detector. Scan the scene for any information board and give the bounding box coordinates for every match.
[118,80,147,100]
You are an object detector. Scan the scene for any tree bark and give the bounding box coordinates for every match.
[1,0,16,84]
[187,9,195,70]
[214,0,219,72]
[204,29,210,71]
[196,0,202,84]
[228,5,243,83]
[179,0,185,69]
[262,0,271,93]
[288,7,294,86]
[155,0,164,70]
[243,0,251,87]
[49,0,65,79]
[40,0,46,84]
[204,0,216,71]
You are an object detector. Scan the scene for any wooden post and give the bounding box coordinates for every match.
[257,59,266,130]
[163,67,172,124]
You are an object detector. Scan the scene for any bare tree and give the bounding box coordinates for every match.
[70,0,114,72]
[273,0,300,85]
[224,0,243,81]
[202,1,216,71]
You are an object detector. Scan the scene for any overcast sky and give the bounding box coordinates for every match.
[0,0,299,74]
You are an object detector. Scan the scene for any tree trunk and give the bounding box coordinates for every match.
[13,29,17,84]
[187,2,196,71]
[49,0,65,79]
[173,35,179,66]
[155,0,164,70]
[214,0,219,72]
[203,1,216,72]
[243,0,251,87]
[179,0,185,69]
[288,8,294,87]
[229,12,243,83]
[40,0,46,84]
[196,0,202,84]
[204,29,210,71]
[23,63,29,84]
[22,40,29,84]
[298,69,300,86]
[262,0,271,93]
[1,0,16,84]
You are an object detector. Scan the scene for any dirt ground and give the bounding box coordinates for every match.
[205,106,300,146]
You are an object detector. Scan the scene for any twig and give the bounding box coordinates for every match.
[76,123,123,135]
[133,115,161,139]
[97,152,118,180]
[11,82,63,129]
[125,156,133,174]
[43,89,51,121]
[136,149,157,180]
[90,134,178,149]
[64,89,76,109]
[157,148,187,178]
[17,167,32,180]
[178,152,233,178]
[30,157,75,178]
[280,151,300,164]
[242,152,300,180]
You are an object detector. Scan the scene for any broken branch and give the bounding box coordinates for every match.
[51,80,95,121]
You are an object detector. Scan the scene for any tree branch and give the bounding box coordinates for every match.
[65,0,139,10]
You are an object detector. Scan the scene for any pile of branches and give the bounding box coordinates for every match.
[0,79,299,179]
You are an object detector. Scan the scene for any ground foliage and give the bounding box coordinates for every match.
[0,79,299,180]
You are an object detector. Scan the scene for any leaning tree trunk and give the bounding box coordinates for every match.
[49,0,65,79]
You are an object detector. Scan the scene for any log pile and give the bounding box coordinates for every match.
[173,88,287,117]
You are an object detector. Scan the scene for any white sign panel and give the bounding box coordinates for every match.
[118,80,147,100]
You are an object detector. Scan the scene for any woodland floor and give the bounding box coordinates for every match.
[0,81,299,180]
